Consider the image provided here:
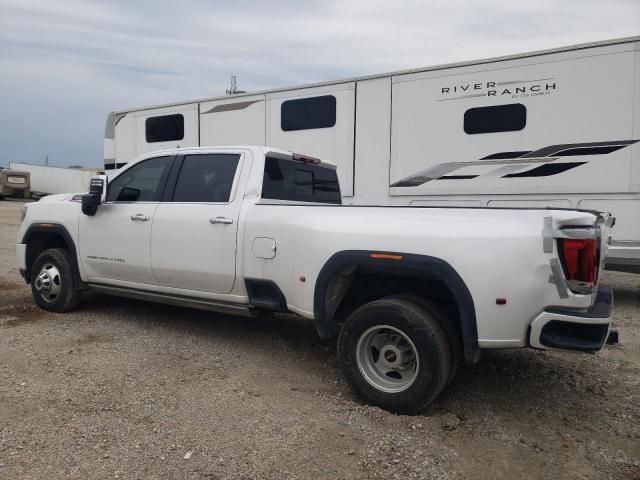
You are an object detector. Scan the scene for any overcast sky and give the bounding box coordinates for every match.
[0,0,638,167]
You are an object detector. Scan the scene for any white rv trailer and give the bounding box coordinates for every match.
[9,163,102,196]
[104,36,640,272]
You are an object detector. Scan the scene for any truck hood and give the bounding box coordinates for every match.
[37,193,79,203]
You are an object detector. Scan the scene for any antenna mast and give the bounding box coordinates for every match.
[226,75,237,95]
[225,75,246,95]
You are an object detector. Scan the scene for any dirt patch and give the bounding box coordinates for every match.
[0,286,46,327]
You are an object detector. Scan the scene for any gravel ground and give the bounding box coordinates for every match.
[0,199,638,479]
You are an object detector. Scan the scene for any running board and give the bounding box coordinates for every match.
[88,283,256,317]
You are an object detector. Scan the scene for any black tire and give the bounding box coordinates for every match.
[337,297,451,414]
[391,294,462,386]
[30,248,81,312]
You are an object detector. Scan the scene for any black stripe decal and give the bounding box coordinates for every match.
[389,139,639,188]
[502,162,586,178]
[554,145,627,156]
[392,178,431,187]
[481,151,531,160]
[436,175,479,180]
[520,140,638,158]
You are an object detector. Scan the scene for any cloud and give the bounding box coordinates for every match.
[0,0,638,167]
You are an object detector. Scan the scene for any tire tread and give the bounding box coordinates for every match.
[31,248,81,312]
[337,296,452,414]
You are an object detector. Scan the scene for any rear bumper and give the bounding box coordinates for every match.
[529,285,613,352]
[605,243,640,274]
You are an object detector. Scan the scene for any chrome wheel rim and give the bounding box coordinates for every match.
[356,325,419,393]
[34,263,62,302]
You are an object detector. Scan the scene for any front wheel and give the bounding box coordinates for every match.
[337,297,452,414]
[31,248,81,312]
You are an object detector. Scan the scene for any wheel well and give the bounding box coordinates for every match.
[326,267,460,333]
[26,232,68,276]
[23,226,83,288]
[313,251,479,364]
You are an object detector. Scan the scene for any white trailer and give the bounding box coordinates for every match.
[10,163,102,196]
[104,37,640,273]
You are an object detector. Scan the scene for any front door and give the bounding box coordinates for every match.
[79,155,175,284]
[150,152,244,293]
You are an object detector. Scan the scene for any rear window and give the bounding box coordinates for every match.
[261,157,341,204]
[172,154,240,203]
[145,114,184,143]
[281,95,336,131]
[464,103,526,134]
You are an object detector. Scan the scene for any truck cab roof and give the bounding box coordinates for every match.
[124,146,337,171]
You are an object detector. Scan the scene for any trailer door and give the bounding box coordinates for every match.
[199,95,266,147]
[267,83,355,196]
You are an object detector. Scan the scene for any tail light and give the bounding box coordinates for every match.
[558,237,600,294]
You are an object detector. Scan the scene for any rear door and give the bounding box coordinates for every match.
[150,151,245,293]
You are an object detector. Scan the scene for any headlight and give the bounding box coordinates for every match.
[20,204,28,223]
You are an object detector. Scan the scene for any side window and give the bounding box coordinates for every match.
[464,103,526,134]
[281,95,336,131]
[262,157,341,204]
[106,156,173,202]
[172,154,240,203]
[145,114,184,143]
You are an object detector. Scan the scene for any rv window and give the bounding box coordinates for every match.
[464,104,526,134]
[281,95,336,131]
[262,157,341,204]
[145,114,184,143]
[172,154,240,203]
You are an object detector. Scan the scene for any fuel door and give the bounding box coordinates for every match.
[253,237,276,259]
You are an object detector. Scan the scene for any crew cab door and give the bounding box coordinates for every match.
[150,152,244,293]
[79,155,175,284]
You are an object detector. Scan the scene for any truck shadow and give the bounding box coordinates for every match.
[83,291,324,342]
[82,291,335,367]
[81,291,622,422]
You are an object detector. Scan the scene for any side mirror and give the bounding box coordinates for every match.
[81,175,107,216]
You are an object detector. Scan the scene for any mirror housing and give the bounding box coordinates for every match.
[81,175,107,216]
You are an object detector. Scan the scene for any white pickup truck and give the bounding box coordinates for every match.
[17,146,615,413]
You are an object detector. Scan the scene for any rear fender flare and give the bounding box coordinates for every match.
[313,250,479,364]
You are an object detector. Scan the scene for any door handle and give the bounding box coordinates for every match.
[131,214,150,221]
[210,216,233,225]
